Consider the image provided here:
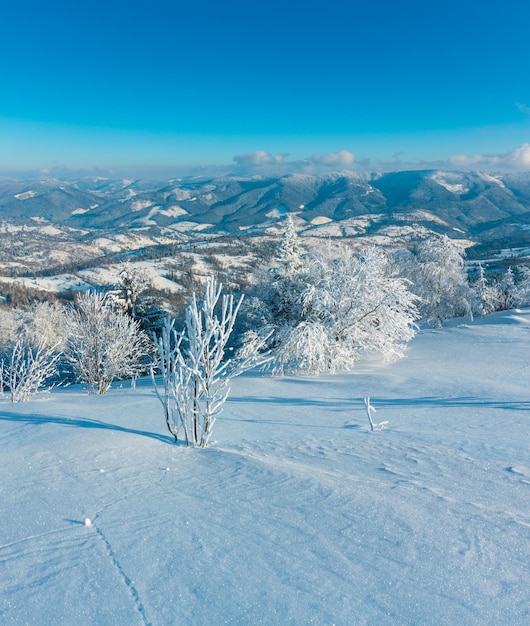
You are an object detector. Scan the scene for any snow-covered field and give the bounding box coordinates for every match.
[1,310,529,625]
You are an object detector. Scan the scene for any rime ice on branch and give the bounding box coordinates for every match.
[152,278,268,448]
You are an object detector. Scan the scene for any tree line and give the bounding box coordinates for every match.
[2,217,530,446]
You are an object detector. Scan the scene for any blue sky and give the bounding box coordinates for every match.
[2,0,530,176]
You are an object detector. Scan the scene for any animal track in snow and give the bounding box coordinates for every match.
[90,519,151,626]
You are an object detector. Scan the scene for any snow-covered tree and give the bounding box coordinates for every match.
[245,221,419,375]
[470,264,530,316]
[277,214,306,275]
[494,267,516,311]
[272,246,418,374]
[23,300,69,351]
[65,291,150,394]
[1,338,62,402]
[405,235,473,326]
[0,301,68,351]
[108,263,166,334]
[152,278,267,447]
[470,264,495,316]
[242,215,310,347]
[0,307,22,349]
[513,265,530,307]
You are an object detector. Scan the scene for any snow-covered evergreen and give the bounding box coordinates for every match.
[243,215,309,339]
[470,263,496,316]
[107,263,166,334]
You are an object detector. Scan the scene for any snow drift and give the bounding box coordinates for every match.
[1,310,529,625]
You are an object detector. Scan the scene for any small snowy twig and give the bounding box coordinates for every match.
[364,397,388,432]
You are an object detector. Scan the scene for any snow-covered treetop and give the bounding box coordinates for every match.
[276,215,306,275]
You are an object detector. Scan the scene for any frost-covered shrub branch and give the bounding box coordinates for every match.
[364,397,388,432]
[1,339,62,402]
[152,278,268,447]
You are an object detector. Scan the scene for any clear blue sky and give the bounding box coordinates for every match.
[2,0,530,176]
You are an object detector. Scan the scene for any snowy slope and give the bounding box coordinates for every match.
[1,311,529,625]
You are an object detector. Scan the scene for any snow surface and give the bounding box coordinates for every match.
[131,200,155,212]
[13,191,39,200]
[479,172,506,188]
[430,172,469,194]
[1,310,529,625]
[0,274,94,293]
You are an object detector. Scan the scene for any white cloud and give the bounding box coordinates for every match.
[450,153,487,168]
[233,149,355,175]
[233,150,286,168]
[507,143,530,168]
[450,143,530,170]
[309,150,355,167]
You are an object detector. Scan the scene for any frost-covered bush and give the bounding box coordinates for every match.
[65,291,150,394]
[24,300,70,351]
[152,278,267,447]
[402,235,473,326]
[272,246,418,374]
[0,307,21,349]
[0,302,68,393]
[1,339,62,402]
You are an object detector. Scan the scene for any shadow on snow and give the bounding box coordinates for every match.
[0,412,175,444]
[229,394,530,411]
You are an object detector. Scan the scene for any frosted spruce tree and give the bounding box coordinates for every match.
[470,264,496,316]
[263,214,308,329]
[242,214,310,351]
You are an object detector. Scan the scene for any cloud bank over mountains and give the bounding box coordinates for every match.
[3,144,530,181]
[232,143,530,176]
[233,149,357,175]
[450,143,530,170]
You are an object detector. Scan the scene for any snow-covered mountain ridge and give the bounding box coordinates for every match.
[2,169,530,238]
[1,169,530,280]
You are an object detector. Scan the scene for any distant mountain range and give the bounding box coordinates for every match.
[1,169,530,275]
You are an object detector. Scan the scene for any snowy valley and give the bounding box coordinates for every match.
[1,169,530,300]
